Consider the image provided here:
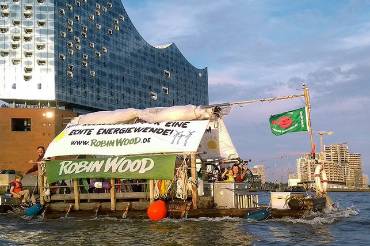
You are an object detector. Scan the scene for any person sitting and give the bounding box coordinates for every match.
[10,176,35,205]
[221,168,235,183]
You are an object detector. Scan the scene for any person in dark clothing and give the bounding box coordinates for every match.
[25,146,45,174]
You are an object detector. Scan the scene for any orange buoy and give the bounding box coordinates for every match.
[147,200,167,221]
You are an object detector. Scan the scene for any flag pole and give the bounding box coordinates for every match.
[303,84,315,156]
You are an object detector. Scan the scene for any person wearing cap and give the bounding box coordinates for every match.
[10,175,35,204]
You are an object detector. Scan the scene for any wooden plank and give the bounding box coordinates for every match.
[73,179,80,210]
[50,192,148,201]
[149,180,154,203]
[110,178,116,211]
[47,201,150,212]
[38,163,44,205]
[190,154,198,209]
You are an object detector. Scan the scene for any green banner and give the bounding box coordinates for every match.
[269,107,308,136]
[46,154,177,183]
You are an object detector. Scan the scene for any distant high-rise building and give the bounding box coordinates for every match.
[251,164,266,184]
[323,144,349,166]
[347,153,363,188]
[297,143,364,189]
[0,0,208,113]
[363,175,369,188]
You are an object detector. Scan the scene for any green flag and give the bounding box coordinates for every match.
[269,107,308,136]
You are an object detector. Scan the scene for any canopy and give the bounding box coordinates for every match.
[44,105,239,181]
[198,119,239,160]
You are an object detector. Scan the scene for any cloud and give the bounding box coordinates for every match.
[123,0,370,179]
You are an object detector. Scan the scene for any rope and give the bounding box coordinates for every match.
[40,162,50,202]
[175,157,188,200]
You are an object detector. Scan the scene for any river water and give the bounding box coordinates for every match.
[0,192,368,246]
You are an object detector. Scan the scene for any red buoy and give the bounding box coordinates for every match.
[147,200,167,221]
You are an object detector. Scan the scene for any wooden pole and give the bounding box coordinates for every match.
[149,180,154,203]
[190,154,198,209]
[38,162,44,205]
[303,84,315,155]
[73,179,80,210]
[110,178,116,211]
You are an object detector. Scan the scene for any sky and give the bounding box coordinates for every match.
[123,0,370,181]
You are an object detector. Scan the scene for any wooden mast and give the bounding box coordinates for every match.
[303,84,315,155]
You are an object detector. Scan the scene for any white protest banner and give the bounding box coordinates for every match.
[44,120,209,158]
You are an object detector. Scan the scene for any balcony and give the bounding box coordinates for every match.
[24,66,33,73]
[12,20,21,26]
[37,20,46,27]
[24,75,32,81]
[11,43,20,49]
[24,35,32,42]
[12,59,20,65]
[24,51,33,58]
[12,35,20,41]
[36,43,46,50]
[1,9,9,17]
[0,27,9,33]
[37,59,46,66]
[24,28,33,34]
[0,50,9,57]
[24,10,32,18]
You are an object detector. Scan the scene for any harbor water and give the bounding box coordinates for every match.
[0,192,368,246]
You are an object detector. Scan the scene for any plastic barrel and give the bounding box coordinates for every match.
[24,203,43,217]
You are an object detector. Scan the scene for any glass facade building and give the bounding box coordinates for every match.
[0,0,208,112]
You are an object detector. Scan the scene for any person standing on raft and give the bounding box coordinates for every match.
[25,146,45,174]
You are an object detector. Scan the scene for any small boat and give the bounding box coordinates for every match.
[245,207,270,221]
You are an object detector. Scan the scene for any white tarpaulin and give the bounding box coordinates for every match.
[70,105,214,124]
[198,119,239,160]
[44,120,209,158]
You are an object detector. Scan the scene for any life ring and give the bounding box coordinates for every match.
[314,164,328,194]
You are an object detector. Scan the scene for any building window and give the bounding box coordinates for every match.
[150,92,158,100]
[11,118,31,132]
[164,70,171,78]
[37,59,46,65]
[162,87,169,95]
[13,20,21,26]
[37,20,46,26]
[0,27,9,33]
